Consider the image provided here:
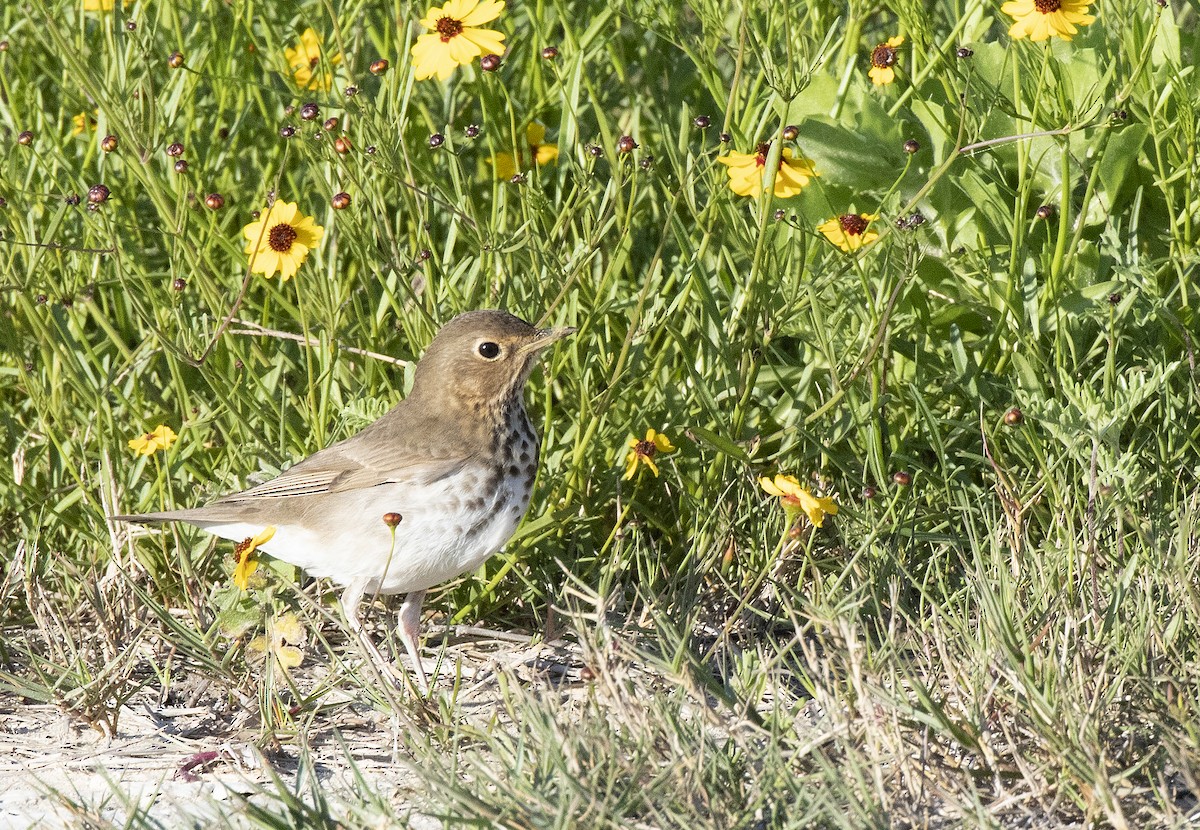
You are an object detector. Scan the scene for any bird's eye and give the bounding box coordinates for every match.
[477,341,502,360]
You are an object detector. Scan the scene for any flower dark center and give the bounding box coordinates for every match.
[1034,0,1061,12]
[635,440,657,459]
[871,44,898,68]
[268,223,298,252]
[754,142,771,167]
[143,432,155,442]
[234,537,254,557]
[309,55,320,68]
[436,16,464,41]
[838,214,869,236]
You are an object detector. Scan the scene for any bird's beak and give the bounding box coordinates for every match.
[522,326,577,354]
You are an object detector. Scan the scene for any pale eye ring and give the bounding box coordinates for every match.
[477,341,502,360]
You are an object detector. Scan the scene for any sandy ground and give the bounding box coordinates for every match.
[0,628,570,829]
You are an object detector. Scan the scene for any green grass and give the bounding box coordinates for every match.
[2,0,1200,826]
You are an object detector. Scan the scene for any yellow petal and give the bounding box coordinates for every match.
[624,452,639,480]
[446,31,483,64]
[493,152,518,180]
[461,27,506,56]
[251,526,277,548]
[759,476,785,497]
[233,556,258,591]
[534,144,559,166]
[526,123,546,145]
[460,0,505,26]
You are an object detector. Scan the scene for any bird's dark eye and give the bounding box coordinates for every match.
[477,341,501,359]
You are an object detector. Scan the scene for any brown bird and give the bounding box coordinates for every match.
[113,310,575,692]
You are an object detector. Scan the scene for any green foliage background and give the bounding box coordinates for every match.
[2,0,1200,823]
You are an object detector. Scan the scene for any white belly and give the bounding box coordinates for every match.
[197,468,532,595]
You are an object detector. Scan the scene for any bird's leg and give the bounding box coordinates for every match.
[340,579,367,631]
[340,579,406,688]
[397,589,429,693]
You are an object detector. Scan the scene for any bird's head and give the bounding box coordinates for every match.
[408,310,575,410]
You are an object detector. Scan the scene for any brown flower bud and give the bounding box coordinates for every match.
[168,50,184,68]
[101,134,119,152]
[334,136,352,154]
[892,470,912,487]
[616,135,638,154]
[322,117,338,131]
[331,192,351,210]
[87,184,110,203]
[204,193,224,210]
[480,53,501,71]
[782,124,799,141]
[541,46,559,59]
[369,59,389,75]
[17,130,32,145]
[1004,407,1024,426]
[166,142,184,157]
[382,512,403,528]
[173,159,188,173]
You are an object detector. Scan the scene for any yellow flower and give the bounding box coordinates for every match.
[284,28,342,91]
[492,123,559,179]
[868,36,904,85]
[817,213,880,252]
[760,474,838,528]
[624,428,676,479]
[411,0,506,82]
[72,111,98,136]
[717,142,819,198]
[233,526,276,591]
[82,0,123,11]
[242,201,325,281]
[1002,0,1095,41]
[248,611,306,671]
[128,425,178,457]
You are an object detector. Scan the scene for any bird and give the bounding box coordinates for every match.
[112,310,575,692]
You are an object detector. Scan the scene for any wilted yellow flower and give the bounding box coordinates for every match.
[128,425,178,457]
[233,526,276,591]
[72,111,97,136]
[284,28,342,91]
[242,201,325,281]
[817,213,880,252]
[248,611,306,671]
[493,123,559,179]
[760,474,838,528]
[1002,0,1095,41]
[624,428,676,479]
[868,36,904,85]
[716,142,819,198]
[411,0,506,81]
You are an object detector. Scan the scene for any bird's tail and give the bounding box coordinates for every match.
[109,509,207,524]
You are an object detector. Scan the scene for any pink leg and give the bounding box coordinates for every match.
[398,590,429,693]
